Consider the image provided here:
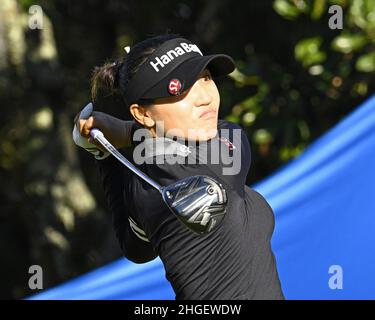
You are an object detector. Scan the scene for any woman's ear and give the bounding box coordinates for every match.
[129,104,155,128]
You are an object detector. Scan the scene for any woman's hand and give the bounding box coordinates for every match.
[73,102,131,159]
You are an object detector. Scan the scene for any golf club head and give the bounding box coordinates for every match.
[162,175,227,235]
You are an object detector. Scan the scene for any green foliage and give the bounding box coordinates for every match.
[227,0,374,173]
[18,0,39,11]
[356,51,375,72]
[273,0,304,20]
[295,37,327,67]
[331,34,367,53]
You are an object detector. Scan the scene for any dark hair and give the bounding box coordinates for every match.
[90,33,181,106]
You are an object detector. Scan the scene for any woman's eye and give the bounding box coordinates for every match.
[203,74,212,81]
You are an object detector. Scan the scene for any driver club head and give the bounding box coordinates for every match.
[161,175,227,235]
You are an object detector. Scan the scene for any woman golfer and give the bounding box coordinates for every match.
[73,34,284,300]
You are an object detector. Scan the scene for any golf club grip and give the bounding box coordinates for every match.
[90,128,163,193]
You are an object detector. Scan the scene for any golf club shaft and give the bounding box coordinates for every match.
[90,128,163,193]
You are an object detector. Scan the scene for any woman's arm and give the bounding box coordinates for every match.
[75,109,135,150]
[73,104,156,262]
[96,149,158,264]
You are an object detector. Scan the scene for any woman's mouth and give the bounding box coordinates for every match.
[199,108,217,119]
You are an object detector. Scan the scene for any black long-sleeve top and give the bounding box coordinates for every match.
[96,120,284,300]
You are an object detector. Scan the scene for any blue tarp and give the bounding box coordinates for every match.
[29,94,375,300]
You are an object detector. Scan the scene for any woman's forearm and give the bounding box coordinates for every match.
[92,112,135,148]
[77,110,136,149]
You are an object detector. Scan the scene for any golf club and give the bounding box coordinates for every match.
[90,128,228,235]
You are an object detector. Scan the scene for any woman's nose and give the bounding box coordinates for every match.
[192,80,212,107]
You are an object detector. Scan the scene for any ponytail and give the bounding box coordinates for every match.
[90,57,124,101]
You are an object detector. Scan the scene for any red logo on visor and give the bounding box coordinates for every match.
[168,79,182,95]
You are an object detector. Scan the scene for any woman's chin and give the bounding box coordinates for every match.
[188,128,218,141]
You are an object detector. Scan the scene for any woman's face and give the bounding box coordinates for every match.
[146,69,220,141]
